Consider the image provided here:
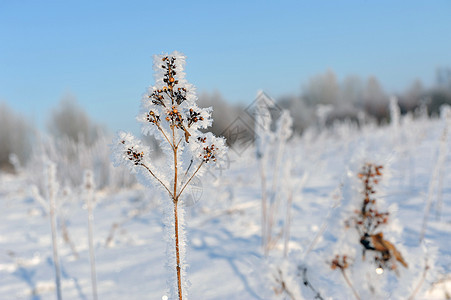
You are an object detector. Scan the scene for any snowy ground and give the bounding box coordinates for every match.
[1,117,450,299]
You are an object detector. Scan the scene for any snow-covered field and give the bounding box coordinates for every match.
[1,116,450,299]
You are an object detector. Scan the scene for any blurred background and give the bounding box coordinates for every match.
[1,0,451,172]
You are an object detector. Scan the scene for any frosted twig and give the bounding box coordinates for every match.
[46,162,62,300]
[331,255,360,300]
[299,266,325,300]
[177,161,204,200]
[60,220,79,260]
[84,170,98,300]
[141,163,173,198]
[283,189,293,258]
[156,124,174,149]
[273,268,296,300]
[260,158,268,253]
[340,269,360,300]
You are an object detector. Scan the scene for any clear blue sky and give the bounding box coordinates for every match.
[1,0,450,133]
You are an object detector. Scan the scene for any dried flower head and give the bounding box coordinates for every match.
[347,163,388,236]
[331,254,350,270]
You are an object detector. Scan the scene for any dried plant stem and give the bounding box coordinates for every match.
[87,192,98,300]
[267,190,284,253]
[142,164,173,197]
[283,190,293,258]
[340,269,360,300]
[260,159,268,254]
[407,263,429,300]
[157,124,173,150]
[273,268,295,300]
[177,162,204,200]
[48,181,62,300]
[172,128,183,300]
[173,199,182,300]
[300,266,325,300]
[268,144,282,251]
[60,220,79,260]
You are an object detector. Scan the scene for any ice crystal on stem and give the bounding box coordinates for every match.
[83,170,98,300]
[111,51,227,300]
[45,161,63,300]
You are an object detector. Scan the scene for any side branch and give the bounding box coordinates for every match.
[341,269,360,300]
[176,161,204,200]
[141,164,173,197]
[407,262,429,300]
[156,125,174,150]
[176,137,183,149]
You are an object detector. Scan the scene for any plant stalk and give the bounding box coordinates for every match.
[259,158,268,255]
[341,269,360,300]
[174,200,183,300]
[173,127,183,300]
[49,182,62,300]
[87,192,98,300]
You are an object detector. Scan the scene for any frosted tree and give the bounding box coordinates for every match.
[111,51,227,300]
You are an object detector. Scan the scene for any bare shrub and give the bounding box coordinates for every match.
[0,102,33,172]
[47,94,104,146]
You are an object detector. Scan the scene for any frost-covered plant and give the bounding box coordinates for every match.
[253,92,294,256]
[325,162,439,299]
[254,92,274,253]
[345,163,408,273]
[29,152,80,260]
[111,51,227,300]
[298,265,325,300]
[44,160,63,300]
[59,187,79,260]
[330,255,360,300]
[83,170,98,300]
[420,104,450,240]
[29,133,136,192]
[322,155,442,299]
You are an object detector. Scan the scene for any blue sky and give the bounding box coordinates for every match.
[1,0,450,133]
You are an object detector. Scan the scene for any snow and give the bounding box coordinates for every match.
[1,114,450,299]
